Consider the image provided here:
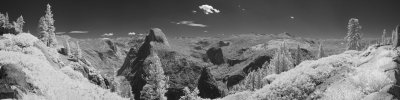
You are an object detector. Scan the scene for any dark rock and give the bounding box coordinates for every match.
[0,64,36,99]
[223,74,245,88]
[118,28,206,100]
[0,26,18,35]
[225,55,272,88]
[218,41,230,47]
[58,48,68,55]
[363,92,395,100]
[386,68,400,98]
[117,28,174,100]
[158,50,204,100]
[277,32,294,38]
[118,28,170,76]
[198,68,227,99]
[165,88,185,100]
[242,56,271,74]
[227,59,246,66]
[206,47,225,65]
[70,61,112,89]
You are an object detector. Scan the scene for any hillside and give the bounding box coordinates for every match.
[219,44,400,100]
[0,33,126,99]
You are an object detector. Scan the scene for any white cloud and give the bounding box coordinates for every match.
[69,31,89,34]
[199,4,220,15]
[56,32,66,34]
[101,38,110,40]
[174,21,207,27]
[102,33,114,37]
[290,16,295,19]
[128,32,136,35]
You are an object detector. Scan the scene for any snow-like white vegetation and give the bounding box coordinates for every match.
[0,33,127,100]
[219,44,398,100]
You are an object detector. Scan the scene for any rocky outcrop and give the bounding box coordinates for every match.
[218,41,230,47]
[277,32,294,38]
[117,28,170,100]
[117,28,170,76]
[117,28,205,100]
[69,61,113,89]
[0,64,32,99]
[198,67,227,99]
[206,47,225,65]
[224,55,272,88]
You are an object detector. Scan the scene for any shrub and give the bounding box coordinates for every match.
[179,87,202,100]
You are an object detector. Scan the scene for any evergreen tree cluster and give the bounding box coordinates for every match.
[140,52,169,100]
[378,26,400,48]
[38,4,58,48]
[0,12,25,35]
[230,42,299,93]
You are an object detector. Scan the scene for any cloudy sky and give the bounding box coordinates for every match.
[1,0,400,38]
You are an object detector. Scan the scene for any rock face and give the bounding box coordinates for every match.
[198,67,227,99]
[117,28,170,76]
[118,28,205,100]
[206,47,225,65]
[70,61,112,89]
[224,55,272,88]
[117,28,170,100]
[277,32,294,38]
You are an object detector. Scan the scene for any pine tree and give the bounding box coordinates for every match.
[269,42,294,74]
[4,13,10,27]
[14,16,25,33]
[317,42,325,58]
[382,29,386,45]
[140,52,169,100]
[76,41,82,60]
[345,18,362,50]
[0,13,5,27]
[295,45,302,65]
[392,29,396,45]
[65,39,71,56]
[393,25,400,48]
[38,4,58,47]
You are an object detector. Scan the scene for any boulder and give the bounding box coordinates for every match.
[363,92,395,100]
[207,47,225,65]
[198,67,227,99]
[0,64,29,99]
[218,41,230,47]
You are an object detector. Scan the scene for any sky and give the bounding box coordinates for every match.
[0,0,400,39]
